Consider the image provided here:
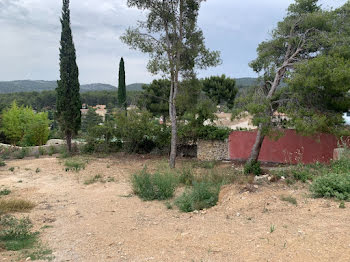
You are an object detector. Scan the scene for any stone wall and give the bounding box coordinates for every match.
[197,140,229,161]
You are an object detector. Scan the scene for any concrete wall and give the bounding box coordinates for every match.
[229,129,349,164]
[197,140,229,161]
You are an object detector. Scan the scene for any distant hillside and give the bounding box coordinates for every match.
[235,77,258,87]
[0,80,147,94]
[126,83,145,91]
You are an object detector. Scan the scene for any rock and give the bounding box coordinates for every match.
[253,185,259,189]
[281,176,286,180]
[26,258,31,261]
[254,175,269,183]
[236,212,240,217]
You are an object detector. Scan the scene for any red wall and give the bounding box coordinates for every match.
[229,129,347,164]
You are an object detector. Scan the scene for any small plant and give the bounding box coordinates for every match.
[0,215,37,251]
[15,148,29,159]
[339,201,346,209]
[270,224,276,233]
[9,167,15,172]
[192,161,217,169]
[38,147,46,156]
[0,160,6,167]
[34,153,40,159]
[165,201,173,210]
[175,182,220,212]
[132,169,178,201]
[310,172,350,201]
[244,160,262,176]
[178,168,195,186]
[35,168,41,173]
[64,159,86,172]
[0,199,35,214]
[84,175,104,185]
[48,145,56,156]
[0,189,11,196]
[106,177,115,182]
[280,195,297,206]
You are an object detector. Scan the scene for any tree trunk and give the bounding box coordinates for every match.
[169,80,177,169]
[247,124,265,164]
[66,131,72,153]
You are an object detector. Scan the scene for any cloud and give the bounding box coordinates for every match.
[0,0,347,84]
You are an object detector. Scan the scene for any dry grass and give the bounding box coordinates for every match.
[0,199,35,214]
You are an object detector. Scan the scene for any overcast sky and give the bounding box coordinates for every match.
[0,0,347,85]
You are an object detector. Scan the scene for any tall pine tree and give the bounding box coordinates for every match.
[56,0,81,152]
[118,57,127,111]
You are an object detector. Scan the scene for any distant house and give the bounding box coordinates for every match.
[80,104,107,122]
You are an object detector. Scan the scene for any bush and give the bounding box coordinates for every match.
[178,168,195,186]
[64,159,86,172]
[14,148,29,159]
[1,101,50,146]
[244,160,262,176]
[132,169,178,201]
[175,182,220,212]
[0,215,37,251]
[310,172,350,201]
[0,160,5,167]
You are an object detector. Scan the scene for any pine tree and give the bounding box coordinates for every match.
[56,0,81,152]
[118,57,127,111]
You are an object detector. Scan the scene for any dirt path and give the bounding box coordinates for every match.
[0,156,350,262]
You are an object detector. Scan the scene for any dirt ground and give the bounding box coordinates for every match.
[0,155,350,262]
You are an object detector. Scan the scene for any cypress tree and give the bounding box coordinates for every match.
[118,57,127,111]
[56,0,81,152]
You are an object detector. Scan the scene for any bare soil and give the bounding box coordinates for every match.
[0,156,349,262]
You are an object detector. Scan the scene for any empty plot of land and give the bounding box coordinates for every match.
[0,156,349,262]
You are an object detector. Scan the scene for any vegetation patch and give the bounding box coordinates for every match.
[175,182,220,212]
[0,189,11,196]
[280,195,297,206]
[84,175,104,185]
[244,160,262,176]
[0,199,35,214]
[64,158,87,172]
[132,169,178,201]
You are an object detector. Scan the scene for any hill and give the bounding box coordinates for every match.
[0,80,146,94]
[235,77,258,87]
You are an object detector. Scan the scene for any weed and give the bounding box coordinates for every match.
[38,147,46,156]
[132,169,178,201]
[41,225,54,230]
[0,189,11,196]
[192,161,217,169]
[106,177,115,182]
[9,167,15,172]
[48,146,56,156]
[270,224,276,233]
[84,175,104,185]
[280,195,297,206]
[339,201,346,209]
[175,182,220,212]
[64,159,86,172]
[35,168,41,173]
[34,153,40,159]
[310,172,350,201]
[244,160,262,176]
[15,148,29,159]
[17,180,23,183]
[0,199,35,214]
[0,160,5,167]
[165,201,173,209]
[107,165,111,168]
[178,168,195,186]
[24,246,54,261]
[0,215,37,251]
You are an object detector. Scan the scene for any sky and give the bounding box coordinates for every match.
[0,0,347,85]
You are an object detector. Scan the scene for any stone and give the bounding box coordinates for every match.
[197,140,229,161]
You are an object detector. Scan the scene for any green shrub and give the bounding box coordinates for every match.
[244,160,262,176]
[310,172,350,200]
[64,159,86,172]
[175,182,220,212]
[178,168,195,186]
[0,160,5,167]
[0,189,11,196]
[132,169,178,201]
[280,195,297,206]
[48,145,56,156]
[14,148,29,159]
[38,147,46,156]
[84,175,104,185]
[0,215,37,251]
[192,161,217,169]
